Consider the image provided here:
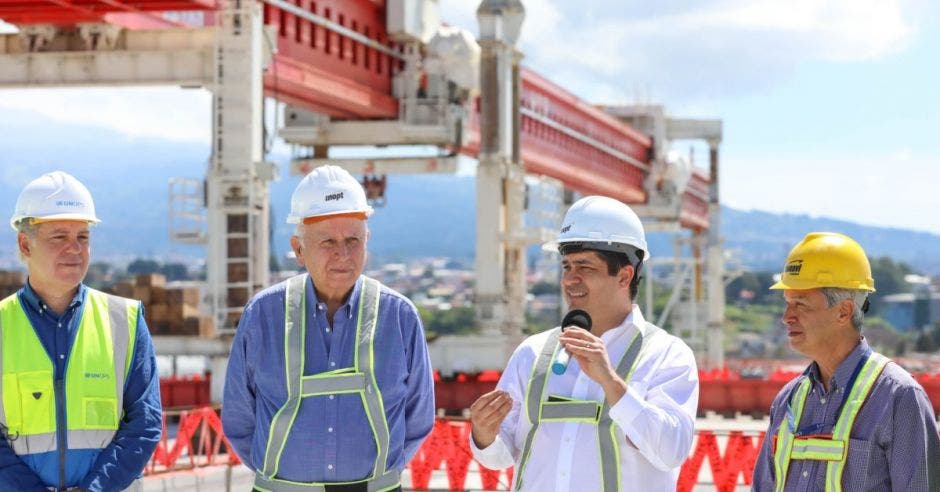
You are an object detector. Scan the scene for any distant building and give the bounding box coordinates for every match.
[879,291,940,332]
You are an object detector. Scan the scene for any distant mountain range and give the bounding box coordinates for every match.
[2,108,939,274]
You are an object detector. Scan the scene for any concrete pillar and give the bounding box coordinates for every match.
[705,140,725,369]
[475,0,526,343]
[207,0,272,331]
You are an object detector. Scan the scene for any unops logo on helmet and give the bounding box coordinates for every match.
[56,200,83,208]
[560,224,571,234]
[325,192,344,202]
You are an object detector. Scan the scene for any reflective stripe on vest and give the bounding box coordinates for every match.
[0,290,137,456]
[256,274,400,492]
[514,326,648,492]
[772,352,889,492]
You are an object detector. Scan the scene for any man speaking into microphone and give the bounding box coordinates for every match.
[469,196,699,491]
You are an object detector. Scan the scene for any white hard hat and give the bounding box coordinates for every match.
[10,171,100,230]
[548,195,648,262]
[287,165,373,223]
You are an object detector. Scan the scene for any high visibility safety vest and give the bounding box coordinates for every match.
[0,289,138,489]
[514,324,656,492]
[254,274,400,492]
[772,352,890,492]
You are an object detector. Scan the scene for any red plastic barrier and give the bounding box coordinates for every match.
[160,374,211,408]
[725,380,762,415]
[435,379,499,415]
[409,419,764,491]
[677,431,765,492]
[146,407,240,476]
[409,419,512,491]
[431,368,940,418]
[915,373,940,415]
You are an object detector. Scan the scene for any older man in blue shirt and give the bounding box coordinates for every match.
[223,165,435,492]
[753,232,939,491]
[0,171,162,492]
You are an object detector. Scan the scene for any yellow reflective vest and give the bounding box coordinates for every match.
[0,289,138,488]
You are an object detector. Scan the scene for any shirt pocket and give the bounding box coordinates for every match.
[83,397,119,429]
[846,437,888,488]
[11,371,56,435]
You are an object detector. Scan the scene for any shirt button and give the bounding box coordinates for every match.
[329,395,335,400]
[327,464,334,470]
[330,362,336,367]
[328,427,333,433]
[802,471,809,478]
[325,328,331,333]
[820,398,827,404]
[59,354,64,359]
[57,323,62,328]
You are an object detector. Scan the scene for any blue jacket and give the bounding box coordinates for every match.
[0,282,162,491]
[222,275,435,483]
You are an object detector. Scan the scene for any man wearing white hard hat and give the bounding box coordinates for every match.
[0,171,161,491]
[469,195,699,491]
[222,165,435,492]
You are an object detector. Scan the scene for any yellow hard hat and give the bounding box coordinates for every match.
[769,232,875,292]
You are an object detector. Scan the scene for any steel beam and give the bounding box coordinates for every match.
[291,156,457,176]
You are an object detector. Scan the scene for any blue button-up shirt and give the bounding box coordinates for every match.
[753,339,940,491]
[222,275,435,483]
[0,281,162,492]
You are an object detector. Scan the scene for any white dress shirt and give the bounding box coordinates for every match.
[470,305,699,491]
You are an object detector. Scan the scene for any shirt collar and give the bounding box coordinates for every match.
[308,274,363,320]
[599,304,645,343]
[808,338,870,392]
[21,278,86,316]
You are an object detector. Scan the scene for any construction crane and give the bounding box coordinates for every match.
[0,0,726,400]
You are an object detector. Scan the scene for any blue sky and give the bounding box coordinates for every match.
[1,0,938,233]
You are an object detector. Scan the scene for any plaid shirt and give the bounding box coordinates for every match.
[752,340,940,491]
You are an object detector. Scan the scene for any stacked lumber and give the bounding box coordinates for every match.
[0,270,25,299]
[109,274,214,338]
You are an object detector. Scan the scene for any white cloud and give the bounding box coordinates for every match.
[672,0,919,62]
[891,148,914,161]
[0,87,211,143]
[439,0,928,106]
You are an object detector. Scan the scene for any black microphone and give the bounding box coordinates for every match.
[551,309,592,375]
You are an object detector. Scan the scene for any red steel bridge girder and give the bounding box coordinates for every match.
[1,0,711,229]
[262,0,399,118]
[0,0,216,24]
[681,172,710,230]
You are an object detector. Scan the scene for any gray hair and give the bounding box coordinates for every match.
[14,219,36,263]
[821,287,869,330]
[14,219,36,237]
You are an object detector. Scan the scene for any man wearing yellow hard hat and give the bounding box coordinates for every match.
[0,171,161,491]
[753,232,939,491]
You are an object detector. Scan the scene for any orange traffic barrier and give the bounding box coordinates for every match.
[145,406,240,476]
